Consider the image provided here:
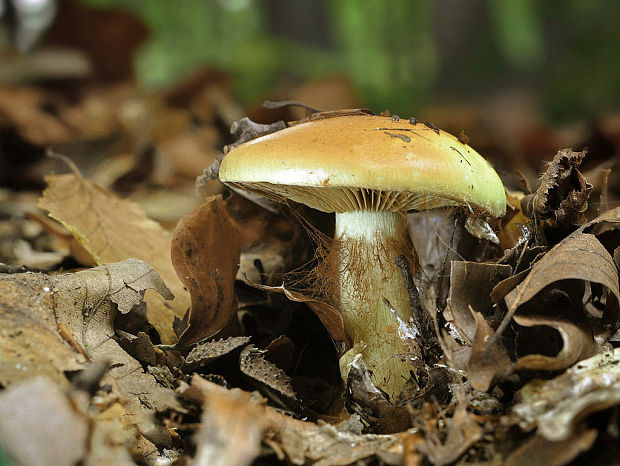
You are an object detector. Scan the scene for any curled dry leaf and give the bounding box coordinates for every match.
[0,377,89,466]
[512,348,620,442]
[181,375,403,466]
[38,170,189,344]
[170,195,244,347]
[524,148,592,226]
[487,231,619,364]
[242,276,350,353]
[512,312,595,371]
[505,233,619,313]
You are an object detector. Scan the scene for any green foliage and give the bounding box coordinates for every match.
[328,0,436,114]
[489,0,544,69]
[79,0,437,112]
[540,0,620,120]
[78,0,620,120]
[82,0,278,99]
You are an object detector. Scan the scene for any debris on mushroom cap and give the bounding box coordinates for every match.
[219,114,506,218]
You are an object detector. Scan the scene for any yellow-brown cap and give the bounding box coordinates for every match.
[219,114,506,217]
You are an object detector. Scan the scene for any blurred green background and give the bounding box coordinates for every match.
[3,0,620,121]
[82,0,620,121]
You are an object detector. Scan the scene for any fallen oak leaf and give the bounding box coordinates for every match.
[170,195,244,347]
[51,259,180,405]
[37,159,188,343]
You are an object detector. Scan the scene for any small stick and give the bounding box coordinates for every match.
[395,254,422,319]
[395,254,439,352]
[57,323,91,361]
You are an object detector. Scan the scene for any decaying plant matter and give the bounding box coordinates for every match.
[2,82,620,465]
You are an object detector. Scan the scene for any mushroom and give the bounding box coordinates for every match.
[219,114,506,401]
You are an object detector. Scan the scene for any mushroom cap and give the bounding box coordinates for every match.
[219,114,506,217]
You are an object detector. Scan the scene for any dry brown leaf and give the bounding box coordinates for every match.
[86,402,141,466]
[505,233,619,321]
[0,85,73,145]
[0,377,89,466]
[117,331,160,366]
[239,344,298,405]
[513,312,595,371]
[0,273,85,387]
[418,401,484,466]
[466,309,513,391]
[38,170,189,343]
[192,379,265,466]
[498,189,531,250]
[170,196,244,347]
[0,259,181,459]
[50,260,181,415]
[225,192,310,285]
[486,231,619,360]
[182,375,403,466]
[505,426,597,466]
[446,261,512,343]
[524,148,592,226]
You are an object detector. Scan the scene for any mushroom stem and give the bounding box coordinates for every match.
[335,210,416,400]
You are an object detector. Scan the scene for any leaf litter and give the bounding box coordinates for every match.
[2,78,620,466]
[170,195,244,347]
[0,259,183,464]
[38,158,190,344]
